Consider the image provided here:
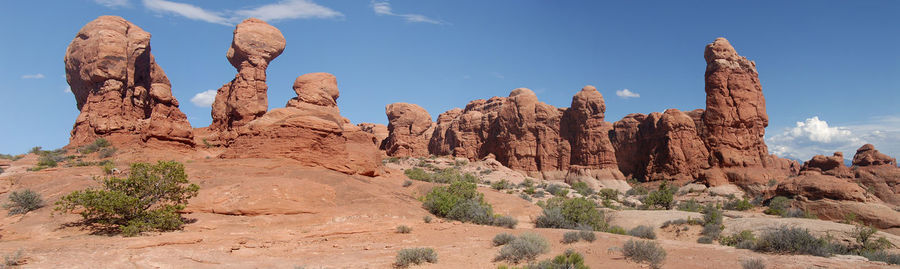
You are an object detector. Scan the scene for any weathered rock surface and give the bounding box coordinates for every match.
[221,73,381,176]
[211,18,286,131]
[381,103,434,157]
[286,72,339,108]
[357,123,388,147]
[853,144,897,167]
[611,109,710,181]
[800,152,853,178]
[776,174,867,202]
[854,163,900,206]
[64,16,193,146]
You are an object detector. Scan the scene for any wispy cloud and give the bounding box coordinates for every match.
[615,89,640,99]
[140,0,342,26]
[491,72,505,79]
[143,0,231,25]
[235,0,343,21]
[21,73,45,79]
[372,1,445,25]
[190,89,217,107]
[767,116,900,161]
[95,0,129,8]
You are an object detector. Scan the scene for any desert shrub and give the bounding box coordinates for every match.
[578,229,596,242]
[97,147,117,159]
[101,161,116,175]
[395,247,437,267]
[661,218,701,228]
[402,180,413,187]
[404,168,431,181]
[598,188,619,201]
[532,190,546,198]
[447,199,495,225]
[54,161,199,236]
[384,157,400,164]
[544,184,566,197]
[720,230,756,247]
[78,138,111,154]
[0,154,24,161]
[493,215,519,229]
[642,182,675,210]
[701,204,723,227]
[622,239,666,269]
[562,231,580,244]
[852,225,892,253]
[519,193,533,202]
[782,208,816,219]
[3,249,22,267]
[396,225,412,234]
[625,184,649,196]
[605,225,626,235]
[454,159,468,166]
[697,236,713,244]
[860,251,900,265]
[3,189,44,215]
[628,225,656,239]
[535,197,605,231]
[571,182,594,196]
[767,179,777,187]
[724,197,753,211]
[493,233,517,246]
[525,249,588,269]
[676,199,702,212]
[740,258,766,269]
[763,196,790,216]
[492,179,512,190]
[495,233,550,263]
[423,215,432,223]
[752,226,832,257]
[432,168,478,184]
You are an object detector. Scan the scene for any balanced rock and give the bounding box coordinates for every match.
[382,103,434,157]
[211,18,285,131]
[852,144,897,167]
[287,72,339,108]
[221,73,381,176]
[64,16,193,146]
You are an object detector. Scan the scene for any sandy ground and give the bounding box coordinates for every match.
[0,149,896,268]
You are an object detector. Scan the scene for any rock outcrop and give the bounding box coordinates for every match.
[221,73,381,176]
[210,18,286,131]
[358,123,389,147]
[286,72,339,108]
[64,16,193,146]
[800,152,852,178]
[853,144,897,167]
[611,109,711,181]
[381,103,434,157]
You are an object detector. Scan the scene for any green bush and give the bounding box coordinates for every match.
[752,226,832,257]
[622,239,666,269]
[626,184,649,196]
[525,249,588,269]
[97,147,117,159]
[493,233,517,246]
[676,199,702,212]
[628,225,656,239]
[852,225,891,253]
[402,180,413,187]
[562,231,580,244]
[493,215,519,229]
[404,167,431,181]
[598,188,619,201]
[54,161,199,236]
[697,236,713,244]
[423,215,432,223]
[495,233,550,264]
[764,196,790,216]
[545,184,568,197]
[724,197,753,211]
[571,182,594,196]
[782,208,816,219]
[78,138,111,154]
[642,182,675,210]
[0,154,24,161]
[396,225,412,234]
[422,181,514,228]
[3,189,44,215]
[535,197,606,231]
[606,225,627,235]
[395,247,437,267]
[492,179,512,190]
[720,230,756,247]
[860,251,900,265]
[519,193,533,202]
[740,258,766,269]
[578,229,596,242]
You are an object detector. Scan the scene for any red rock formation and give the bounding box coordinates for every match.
[381,103,434,157]
[611,109,710,181]
[64,16,193,147]
[800,152,852,178]
[286,72,339,108]
[702,37,770,168]
[853,144,897,167]
[221,73,381,176]
[358,123,388,147]
[211,18,285,131]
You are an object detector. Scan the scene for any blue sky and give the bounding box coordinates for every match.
[1,0,898,161]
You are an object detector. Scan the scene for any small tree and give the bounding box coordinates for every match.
[643,181,675,210]
[55,161,199,236]
[3,189,44,215]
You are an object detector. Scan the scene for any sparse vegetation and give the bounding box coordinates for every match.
[493,215,519,229]
[402,180,413,187]
[625,184,649,196]
[97,147,117,159]
[723,197,753,211]
[54,161,199,236]
[545,184,568,197]
[676,199,702,212]
[2,249,23,267]
[628,225,657,239]
[535,197,606,231]
[406,167,478,184]
[492,179,512,190]
[698,204,724,243]
[519,193,533,202]
[3,189,44,215]
[571,182,594,196]
[719,230,756,248]
[422,180,515,228]
[782,208,817,219]
[578,229,596,242]
[562,231,580,244]
[740,258,766,269]
[598,188,618,201]
[78,138,111,154]
[494,233,550,264]
[493,233,517,246]
[395,247,437,268]
[28,148,68,171]
[642,181,675,210]
[525,249,589,269]
[763,196,790,216]
[396,225,412,234]
[622,239,666,269]
[423,215,432,223]
[752,226,833,257]
[607,225,626,235]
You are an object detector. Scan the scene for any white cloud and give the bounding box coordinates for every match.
[143,0,231,25]
[141,0,342,26]
[616,89,640,99]
[767,116,900,161]
[190,89,217,107]
[21,73,45,79]
[372,1,444,25]
[95,0,129,8]
[234,0,343,21]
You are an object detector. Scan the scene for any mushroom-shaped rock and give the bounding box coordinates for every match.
[853,144,897,167]
[211,18,285,131]
[64,15,193,146]
[287,72,340,108]
[382,103,434,157]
